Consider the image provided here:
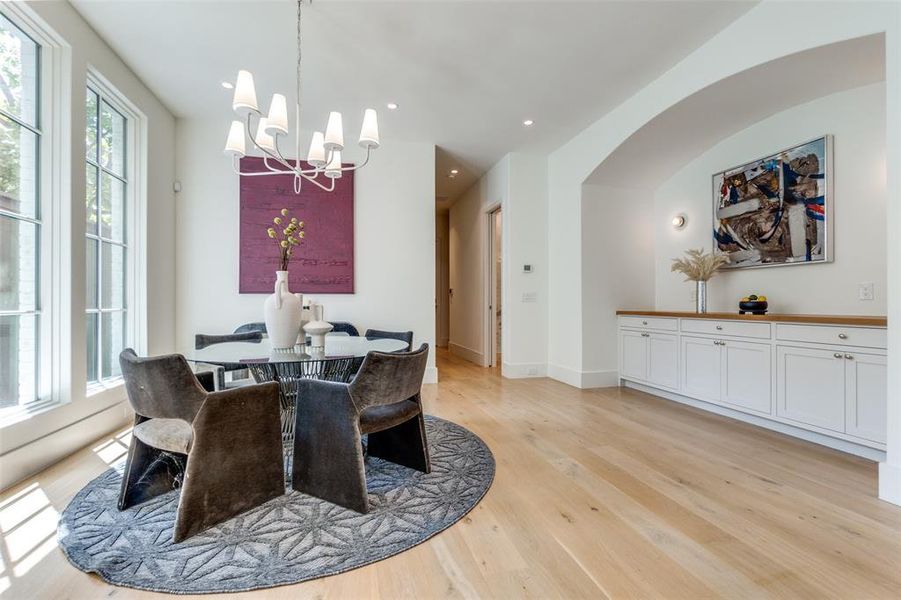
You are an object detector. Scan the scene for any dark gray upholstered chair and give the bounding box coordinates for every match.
[364,329,414,352]
[194,331,263,389]
[292,343,430,513]
[233,322,267,335]
[118,349,284,542]
[331,321,360,336]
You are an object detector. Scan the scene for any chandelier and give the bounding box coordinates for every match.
[222,0,379,194]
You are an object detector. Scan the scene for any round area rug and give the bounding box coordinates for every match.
[58,416,494,594]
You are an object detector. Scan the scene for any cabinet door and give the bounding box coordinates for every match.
[721,339,772,414]
[682,336,721,403]
[620,330,648,381]
[845,352,887,443]
[776,346,845,432]
[648,333,679,390]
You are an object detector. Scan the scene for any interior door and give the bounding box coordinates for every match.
[620,330,648,381]
[647,333,679,390]
[776,346,845,432]
[845,351,887,443]
[681,336,721,403]
[721,339,772,414]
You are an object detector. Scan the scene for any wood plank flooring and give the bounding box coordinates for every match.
[2,348,900,599]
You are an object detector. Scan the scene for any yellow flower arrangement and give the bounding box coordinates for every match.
[266,207,306,271]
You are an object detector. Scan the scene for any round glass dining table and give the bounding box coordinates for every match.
[186,335,408,487]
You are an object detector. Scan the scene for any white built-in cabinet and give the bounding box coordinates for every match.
[618,314,887,454]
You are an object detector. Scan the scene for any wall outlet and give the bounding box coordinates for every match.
[859,282,875,301]
[521,291,538,303]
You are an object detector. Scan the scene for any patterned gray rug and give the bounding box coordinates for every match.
[58,416,494,594]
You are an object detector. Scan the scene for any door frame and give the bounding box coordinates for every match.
[484,204,501,367]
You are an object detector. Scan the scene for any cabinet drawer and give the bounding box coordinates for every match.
[619,316,678,332]
[681,319,771,339]
[775,324,886,349]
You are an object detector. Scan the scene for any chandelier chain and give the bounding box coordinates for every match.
[296,0,303,133]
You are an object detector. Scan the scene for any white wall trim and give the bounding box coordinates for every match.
[548,364,619,389]
[879,462,901,505]
[449,342,484,366]
[424,366,438,385]
[502,361,547,379]
[0,401,131,491]
[625,380,886,462]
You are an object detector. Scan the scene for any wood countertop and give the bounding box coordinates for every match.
[616,310,887,327]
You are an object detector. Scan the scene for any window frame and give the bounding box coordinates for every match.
[84,69,146,394]
[0,4,67,424]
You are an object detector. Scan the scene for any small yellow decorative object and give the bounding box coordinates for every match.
[265,208,307,271]
[280,208,289,216]
[758,295,767,301]
[273,217,282,225]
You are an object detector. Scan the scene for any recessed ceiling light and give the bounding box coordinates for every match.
[221,81,234,89]
[387,102,398,110]
[450,169,459,175]
[522,119,534,127]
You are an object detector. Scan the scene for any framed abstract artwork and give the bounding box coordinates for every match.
[239,157,355,293]
[713,135,833,269]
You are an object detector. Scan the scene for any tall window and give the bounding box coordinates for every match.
[0,13,41,411]
[85,86,128,385]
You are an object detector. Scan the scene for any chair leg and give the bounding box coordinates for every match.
[367,412,431,474]
[118,434,182,511]
[293,408,369,513]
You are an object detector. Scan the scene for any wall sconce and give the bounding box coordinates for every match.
[671,214,687,230]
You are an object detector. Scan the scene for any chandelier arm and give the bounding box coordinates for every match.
[300,172,337,192]
[245,112,295,171]
[338,146,372,172]
[232,154,292,176]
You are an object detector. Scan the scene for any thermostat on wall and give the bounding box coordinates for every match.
[523,264,533,273]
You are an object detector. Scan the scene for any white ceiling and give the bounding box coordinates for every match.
[70,0,755,201]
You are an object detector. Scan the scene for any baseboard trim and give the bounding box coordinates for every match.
[879,462,901,506]
[424,366,439,384]
[624,380,886,462]
[502,362,547,379]
[0,401,132,491]
[547,364,618,389]
[448,342,484,366]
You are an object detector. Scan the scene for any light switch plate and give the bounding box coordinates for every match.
[859,282,875,301]
[521,292,538,303]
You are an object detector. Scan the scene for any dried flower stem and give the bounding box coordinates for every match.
[671,248,729,282]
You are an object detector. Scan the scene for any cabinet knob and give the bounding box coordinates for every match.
[844,354,854,360]
[641,332,650,337]
[715,325,723,330]
[834,353,843,358]
[838,333,848,339]
[642,321,648,325]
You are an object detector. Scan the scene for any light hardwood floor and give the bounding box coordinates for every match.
[2,348,901,599]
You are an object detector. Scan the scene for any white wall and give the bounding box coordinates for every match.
[448,152,548,376]
[654,83,887,315]
[579,184,655,388]
[1,1,177,490]
[174,119,437,381]
[548,1,899,385]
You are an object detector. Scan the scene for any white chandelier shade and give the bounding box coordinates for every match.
[223,1,379,194]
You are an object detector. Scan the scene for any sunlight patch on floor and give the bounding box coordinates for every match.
[92,427,133,465]
[0,482,59,581]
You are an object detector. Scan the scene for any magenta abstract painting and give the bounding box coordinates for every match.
[239,157,354,293]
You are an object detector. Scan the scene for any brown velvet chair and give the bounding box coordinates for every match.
[118,349,285,542]
[292,343,430,513]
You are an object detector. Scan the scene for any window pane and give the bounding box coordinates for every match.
[86,238,98,310]
[99,101,125,177]
[0,313,38,408]
[100,172,125,241]
[0,114,39,218]
[0,14,39,127]
[101,311,125,379]
[86,89,98,163]
[86,163,98,234]
[100,242,125,309]
[0,215,38,311]
[86,312,98,383]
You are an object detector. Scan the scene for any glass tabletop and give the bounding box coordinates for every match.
[187,336,408,365]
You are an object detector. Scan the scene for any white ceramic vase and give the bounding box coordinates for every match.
[264,271,302,350]
[303,303,333,349]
